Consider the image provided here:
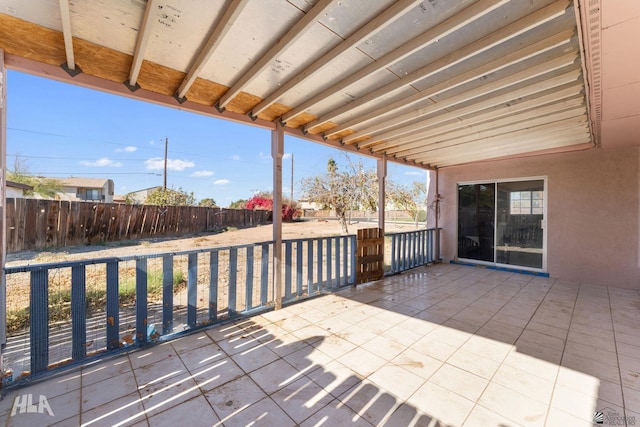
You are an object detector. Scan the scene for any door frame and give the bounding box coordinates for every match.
[456,176,548,273]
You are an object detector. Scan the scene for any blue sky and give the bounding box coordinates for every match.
[6,70,429,207]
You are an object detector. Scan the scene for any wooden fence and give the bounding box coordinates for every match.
[4,198,271,253]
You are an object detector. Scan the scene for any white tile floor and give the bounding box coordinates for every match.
[0,263,638,426]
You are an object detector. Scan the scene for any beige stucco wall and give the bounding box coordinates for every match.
[6,187,24,198]
[428,146,640,289]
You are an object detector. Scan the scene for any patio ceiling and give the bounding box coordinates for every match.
[0,0,621,169]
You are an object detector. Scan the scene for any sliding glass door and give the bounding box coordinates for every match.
[458,179,545,270]
[458,183,495,262]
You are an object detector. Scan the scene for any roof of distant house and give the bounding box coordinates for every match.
[59,177,112,188]
[127,186,162,194]
[6,180,33,190]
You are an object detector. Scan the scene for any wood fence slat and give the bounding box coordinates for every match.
[23,199,36,249]
[6,198,17,252]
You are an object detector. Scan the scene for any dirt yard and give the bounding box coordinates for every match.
[6,219,420,266]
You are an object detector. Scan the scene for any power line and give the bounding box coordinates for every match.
[7,153,151,161]
[7,126,161,152]
[7,126,268,161]
[31,172,162,176]
[8,151,271,168]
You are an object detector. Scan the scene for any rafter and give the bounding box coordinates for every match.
[58,0,76,72]
[281,0,510,124]
[249,0,422,117]
[176,0,250,101]
[216,0,335,110]
[362,85,585,151]
[415,127,591,166]
[324,29,575,139]
[389,107,587,158]
[345,54,580,146]
[127,0,157,89]
[306,0,571,132]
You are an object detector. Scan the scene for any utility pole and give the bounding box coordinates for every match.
[163,137,168,191]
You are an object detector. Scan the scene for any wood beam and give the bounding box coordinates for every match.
[392,110,588,158]
[429,134,593,167]
[6,54,275,130]
[347,57,581,146]
[249,0,422,117]
[440,141,594,167]
[386,103,587,157]
[176,0,250,101]
[128,0,157,89]
[217,0,335,110]
[301,0,569,130]
[364,87,584,151]
[412,125,591,165]
[325,29,575,138]
[281,0,510,124]
[58,0,76,71]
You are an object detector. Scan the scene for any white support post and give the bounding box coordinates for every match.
[271,122,284,309]
[377,155,387,231]
[0,50,7,373]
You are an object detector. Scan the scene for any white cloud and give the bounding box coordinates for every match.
[145,157,195,171]
[231,155,240,161]
[214,179,230,185]
[115,146,138,153]
[405,170,427,176]
[283,153,292,160]
[191,170,214,177]
[80,157,123,167]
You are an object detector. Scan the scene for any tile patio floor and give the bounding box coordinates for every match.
[0,263,638,426]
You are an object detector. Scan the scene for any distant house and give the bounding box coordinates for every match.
[297,199,322,210]
[6,180,33,198]
[58,177,115,203]
[125,186,162,204]
[113,194,127,204]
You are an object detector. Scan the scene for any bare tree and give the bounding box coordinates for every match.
[387,180,428,227]
[300,156,378,234]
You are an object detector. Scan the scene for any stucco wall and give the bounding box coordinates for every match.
[5,187,24,198]
[428,146,640,289]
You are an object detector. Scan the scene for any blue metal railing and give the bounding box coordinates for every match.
[2,235,357,382]
[387,228,440,274]
[2,228,439,383]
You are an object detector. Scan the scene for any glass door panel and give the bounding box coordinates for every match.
[458,183,495,262]
[496,180,544,269]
